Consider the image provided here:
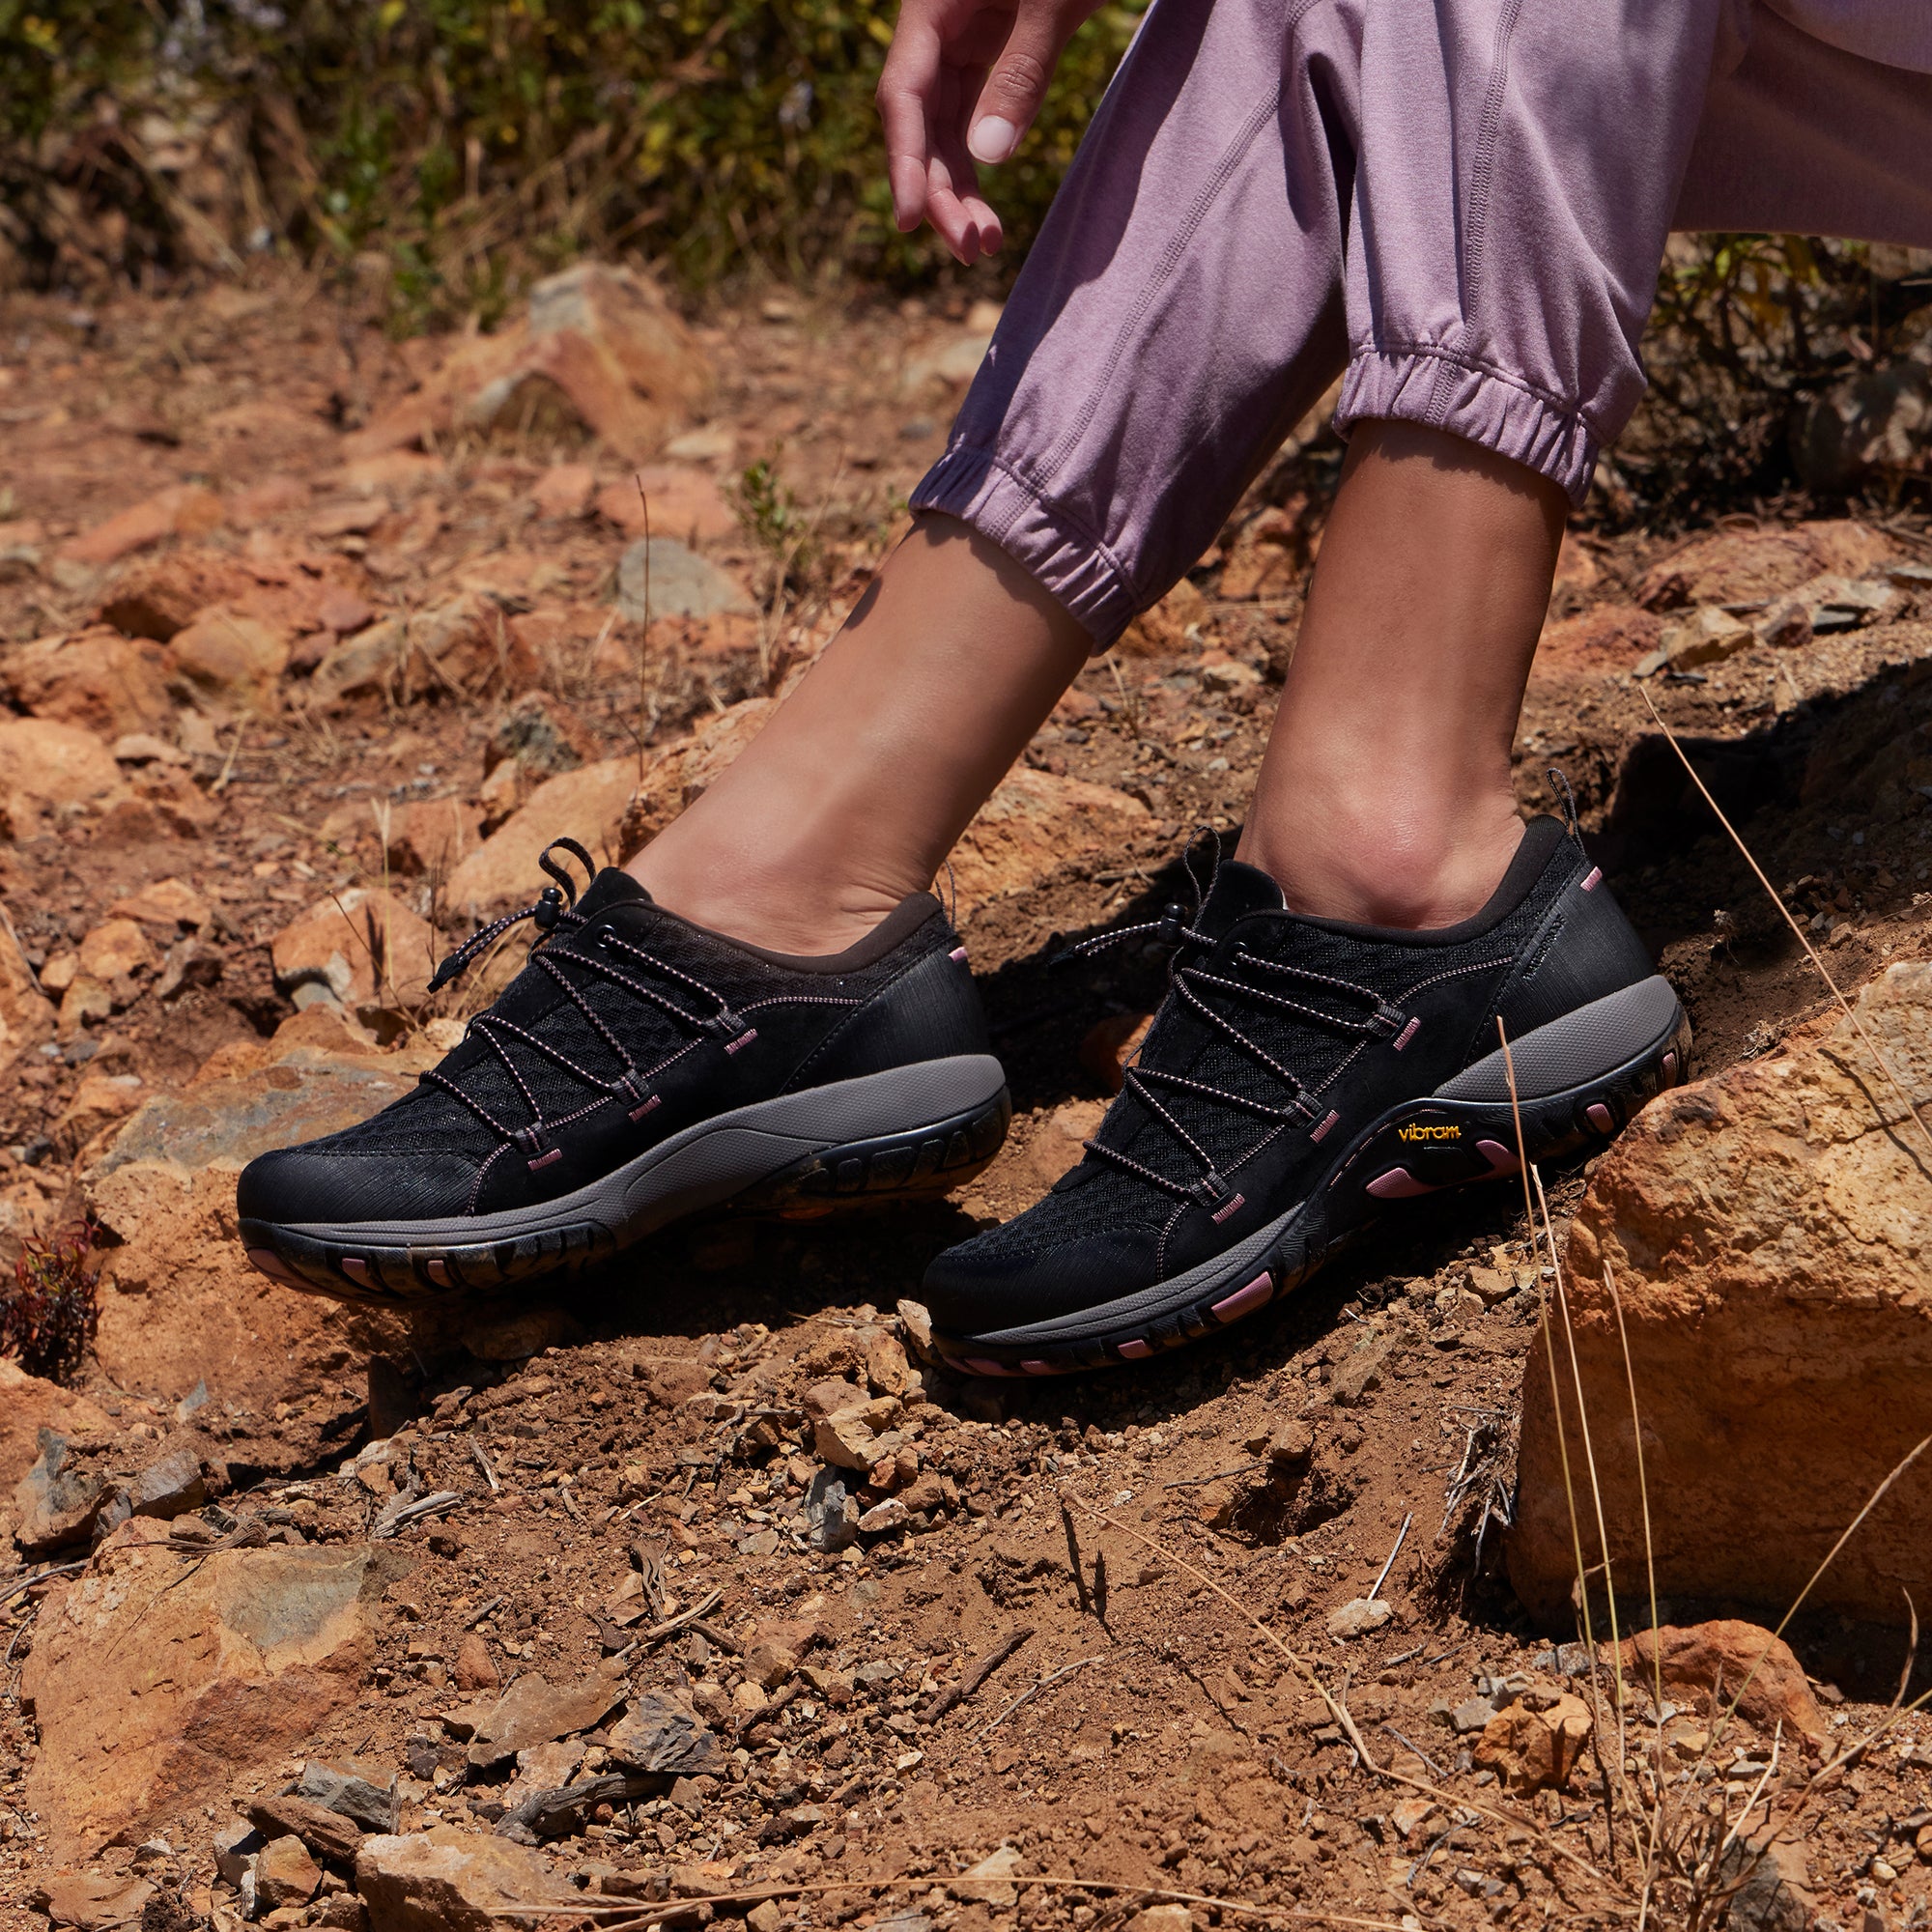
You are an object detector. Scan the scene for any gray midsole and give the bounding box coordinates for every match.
[274,1054,1008,1247]
[1434,976,1681,1103]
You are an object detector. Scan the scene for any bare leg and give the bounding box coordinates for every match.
[1236,421,1568,926]
[628,515,1091,954]
[632,420,1566,951]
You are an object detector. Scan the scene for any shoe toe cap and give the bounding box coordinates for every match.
[922,1225,1154,1342]
[238,1143,476,1226]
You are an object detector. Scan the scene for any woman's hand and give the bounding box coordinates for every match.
[876,0,1104,264]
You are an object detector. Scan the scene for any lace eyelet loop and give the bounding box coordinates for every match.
[1189,1170,1231,1208]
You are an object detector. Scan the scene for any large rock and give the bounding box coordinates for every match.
[270,889,439,1015]
[308,595,522,708]
[1510,961,1932,1627]
[0,717,124,837]
[98,550,262,640]
[618,697,771,853]
[354,1825,580,1932]
[0,629,178,738]
[84,1022,434,1419]
[22,1534,382,1860]
[948,766,1151,909]
[347,263,712,467]
[1635,519,1894,611]
[443,757,639,913]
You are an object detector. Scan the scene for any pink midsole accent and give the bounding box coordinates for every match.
[1366,1167,1431,1200]
[1118,1338,1152,1359]
[339,1255,372,1282]
[248,1247,308,1288]
[962,1356,1010,1378]
[1211,1270,1275,1321]
[1476,1138,1520,1176]
[1581,867,1603,892]
[1020,1359,1056,1375]
[1586,1102,1615,1132]
[426,1259,453,1287]
[950,947,969,962]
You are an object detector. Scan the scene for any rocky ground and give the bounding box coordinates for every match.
[2,262,1931,1932]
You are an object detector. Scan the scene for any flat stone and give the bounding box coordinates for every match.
[605,1689,723,1777]
[128,1445,206,1520]
[247,1792,364,1864]
[256,1834,324,1909]
[109,877,211,930]
[354,1826,581,1932]
[1324,1597,1394,1640]
[270,887,439,1013]
[952,1845,1027,1907]
[23,1542,380,1861]
[57,484,223,567]
[465,1661,628,1768]
[27,1870,156,1930]
[296,1761,400,1836]
[615,536,752,621]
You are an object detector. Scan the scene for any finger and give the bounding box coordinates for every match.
[923,165,984,266]
[940,62,1003,251]
[876,15,944,230]
[966,8,1071,163]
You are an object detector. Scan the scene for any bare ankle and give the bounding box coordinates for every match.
[626,840,916,956]
[1239,800,1524,929]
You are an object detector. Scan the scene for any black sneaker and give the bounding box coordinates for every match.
[920,816,1688,1376]
[238,841,1010,1302]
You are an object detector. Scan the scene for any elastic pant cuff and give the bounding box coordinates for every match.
[910,446,1136,648]
[1335,347,1602,506]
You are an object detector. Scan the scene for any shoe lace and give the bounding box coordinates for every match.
[420,838,755,1167]
[1058,839,1407,1208]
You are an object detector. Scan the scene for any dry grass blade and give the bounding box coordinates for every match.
[1637,681,1932,1166]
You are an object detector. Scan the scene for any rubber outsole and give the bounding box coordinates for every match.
[241,1060,1010,1307]
[925,996,1691,1379]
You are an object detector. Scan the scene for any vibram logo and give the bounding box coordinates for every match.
[1397,1122,1462,1142]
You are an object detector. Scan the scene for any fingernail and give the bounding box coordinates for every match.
[968,116,1018,164]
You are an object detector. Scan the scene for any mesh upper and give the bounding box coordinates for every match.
[962,832,1578,1263]
[309,884,943,1167]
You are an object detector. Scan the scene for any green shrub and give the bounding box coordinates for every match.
[1,0,1146,317]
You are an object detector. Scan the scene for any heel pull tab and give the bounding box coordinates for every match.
[1547,767,1580,842]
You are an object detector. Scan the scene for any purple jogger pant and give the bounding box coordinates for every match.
[910,0,1932,645]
